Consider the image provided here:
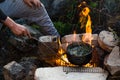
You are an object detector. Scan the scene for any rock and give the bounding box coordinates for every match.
[61,34,98,51]
[98,30,119,52]
[8,36,38,52]
[19,57,37,80]
[35,67,108,80]
[7,24,41,52]
[61,34,82,43]
[107,75,120,80]
[3,58,38,80]
[62,34,98,43]
[104,46,120,76]
[3,61,25,80]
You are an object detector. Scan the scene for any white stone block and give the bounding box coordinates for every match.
[35,67,108,80]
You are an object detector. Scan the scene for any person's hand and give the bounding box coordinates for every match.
[10,23,31,37]
[23,0,41,8]
[3,17,31,38]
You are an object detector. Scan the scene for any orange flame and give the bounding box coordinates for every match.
[79,2,97,67]
[79,4,93,45]
[58,47,65,55]
[73,30,76,42]
[83,61,97,67]
[56,38,74,66]
[56,46,74,66]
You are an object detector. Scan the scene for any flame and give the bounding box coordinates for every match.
[58,47,65,55]
[79,2,97,67]
[73,30,76,42]
[56,38,74,66]
[56,43,96,67]
[55,2,97,67]
[79,2,93,45]
[82,7,90,17]
[56,47,74,66]
[83,61,97,67]
[56,38,69,66]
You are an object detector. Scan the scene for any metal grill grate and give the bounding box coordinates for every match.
[63,66,106,73]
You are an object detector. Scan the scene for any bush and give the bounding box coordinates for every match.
[54,22,74,37]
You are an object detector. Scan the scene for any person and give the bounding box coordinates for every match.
[0,9,31,37]
[0,0,59,37]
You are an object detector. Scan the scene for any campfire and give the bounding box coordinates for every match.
[55,1,97,67]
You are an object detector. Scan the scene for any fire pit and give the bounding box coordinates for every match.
[66,42,92,66]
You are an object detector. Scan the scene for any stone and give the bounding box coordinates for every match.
[35,67,108,80]
[61,34,82,43]
[62,34,98,43]
[3,58,38,80]
[0,24,41,53]
[19,57,37,80]
[3,61,25,80]
[7,24,41,52]
[98,31,119,52]
[107,75,120,80]
[61,34,98,51]
[8,36,38,52]
[104,46,120,76]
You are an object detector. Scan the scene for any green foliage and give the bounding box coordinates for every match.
[54,22,73,36]
[31,24,40,29]
[54,0,77,23]
[53,0,78,36]
[54,0,120,36]
[90,2,98,8]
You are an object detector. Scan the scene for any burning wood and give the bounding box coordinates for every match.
[55,38,74,66]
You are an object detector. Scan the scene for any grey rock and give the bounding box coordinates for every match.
[104,46,120,76]
[3,61,25,80]
[19,57,37,80]
[7,24,42,52]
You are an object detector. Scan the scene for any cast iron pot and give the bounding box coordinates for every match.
[66,42,92,66]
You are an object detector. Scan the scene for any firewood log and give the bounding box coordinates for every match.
[38,36,59,60]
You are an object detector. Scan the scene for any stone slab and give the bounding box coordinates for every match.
[35,67,108,80]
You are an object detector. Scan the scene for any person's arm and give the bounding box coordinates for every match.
[0,9,7,21]
[23,0,41,8]
[3,17,31,37]
[0,9,31,37]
